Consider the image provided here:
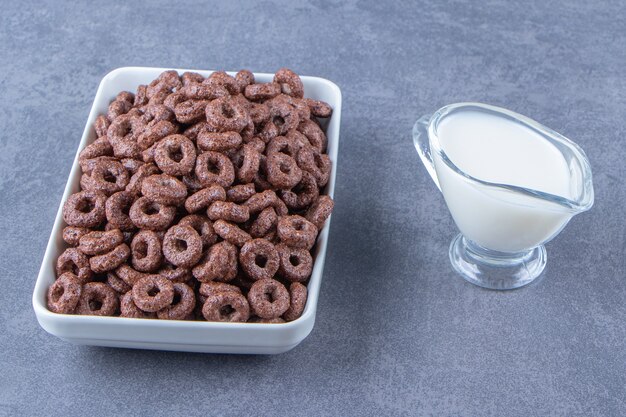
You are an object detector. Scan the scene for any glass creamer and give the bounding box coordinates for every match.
[413,103,594,290]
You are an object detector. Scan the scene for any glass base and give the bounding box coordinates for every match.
[449,234,546,290]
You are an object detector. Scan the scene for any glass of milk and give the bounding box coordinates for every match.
[413,103,594,290]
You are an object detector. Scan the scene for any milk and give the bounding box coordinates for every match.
[432,110,573,252]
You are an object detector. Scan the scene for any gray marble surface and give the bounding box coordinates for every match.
[1,0,625,415]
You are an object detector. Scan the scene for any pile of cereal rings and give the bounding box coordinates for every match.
[48,68,334,323]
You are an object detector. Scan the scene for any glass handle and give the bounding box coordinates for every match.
[412,114,441,192]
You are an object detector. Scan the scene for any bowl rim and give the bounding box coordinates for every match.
[32,66,342,332]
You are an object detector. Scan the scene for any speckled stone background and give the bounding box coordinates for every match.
[1,0,625,415]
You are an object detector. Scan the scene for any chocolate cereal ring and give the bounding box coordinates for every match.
[78,155,115,177]
[297,119,327,153]
[121,158,144,174]
[192,241,238,282]
[266,135,301,159]
[239,239,279,281]
[106,270,132,294]
[141,174,187,206]
[134,85,148,107]
[115,264,149,287]
[266,152,302,190]
[162,225,203,268]
[147,70,182,97]
[202,292,250,322]
[197,131,242,152]
[241,118,255,142]
[156,282,195,320]
[154,134,196,176]
[254,161,271,192]
[297,146,331,187]
[76,282,119,316]
[199,281,242,297]
[184,185,226,213]
[137,120,178,150]
[62,226,90,246]
[132,275,175,313]
[148,89,169,106]
[243,190,278,214]
[80,137,113,161]
[56,247,92,283]
[47,272,82,314]
[247,278,290,319]
[105,191,136,231]
[274,197,289,216]
[250,207,278,238]
[120,291,156,319]
[126,163,160,195]
[226,183,256,203]
[158,263,192,283]
[277,215,317,249]
[248,102,270,125]
[107,96,133,122]
[305,195,334,230]
[80,156,119,179]
[174,99,210,124]
[89,243,131,273]
[178,215,217,248]
[283,282,307,321]
[194,151,235,188]
[79,282,118,315]
[129,196,176,230]
[111,137,142,159]
[183,121,211,141]
[163,91,187,112]
[273,68,304,98]
[257,119,280,143]
[182,82,228,100]
[286,129,314,149]
[205,96,250,133]
[269,94,310,122]
[116,91,135,104]
[94,115,111,138]
[206,71,239,94]
[141,144,158,164]
[182,171,205,193]
[279,171,319,210]
[213,220,252,247]
[304,98,332,118]
[277,243,313,282]
[107,113,140,143]
[131,230,163,272]
[181,72,205,87]
[137,105,170,127]
[235,69,255,93]
[207,201,250,223]
[244,82,281,101]
[267,100,300,135]
[142,104,175,124]
[78,229,124,255]
[247,137,266,153]
[181,71,205,86]
[233,144,260,183]
[63,190,106,228]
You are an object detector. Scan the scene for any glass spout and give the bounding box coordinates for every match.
[412,114,442,192]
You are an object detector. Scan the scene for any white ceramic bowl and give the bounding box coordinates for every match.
[32,67,341,354]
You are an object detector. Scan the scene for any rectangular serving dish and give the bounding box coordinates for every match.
[32,67,341,354]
